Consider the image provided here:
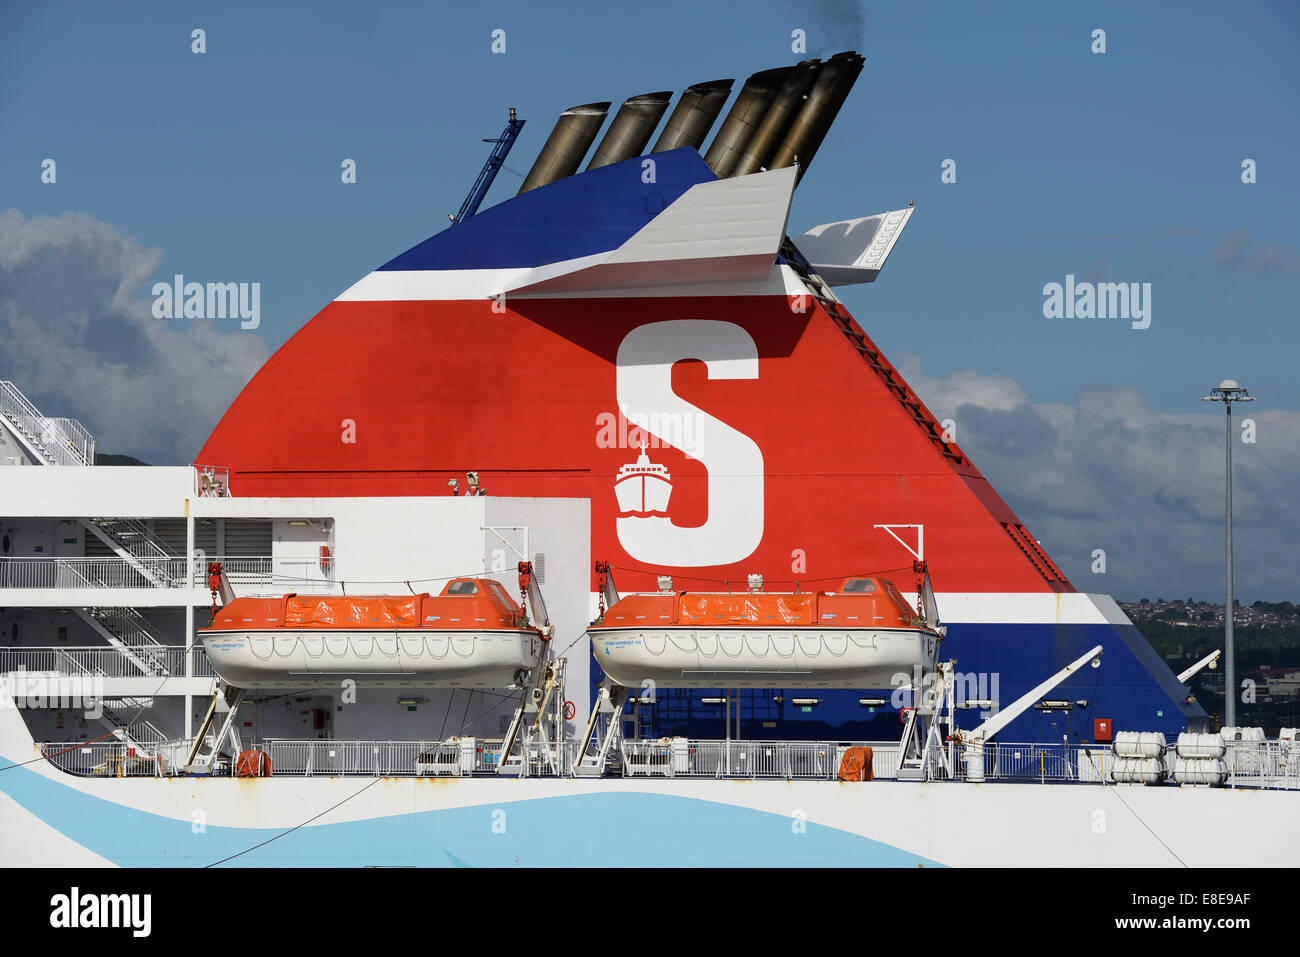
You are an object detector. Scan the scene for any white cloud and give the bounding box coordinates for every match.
[898,354,1299,602]
[0,209,269,464]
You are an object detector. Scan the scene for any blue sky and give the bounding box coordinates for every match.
[2,0,1297,600]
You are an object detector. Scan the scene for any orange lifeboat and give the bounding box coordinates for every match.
[200,578,542,689]
[587,576,938,689]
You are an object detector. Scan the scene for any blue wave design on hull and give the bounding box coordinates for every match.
[0,762,940,867]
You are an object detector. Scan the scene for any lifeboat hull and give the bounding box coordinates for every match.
[588,626,933,689]
[200,629,541,689]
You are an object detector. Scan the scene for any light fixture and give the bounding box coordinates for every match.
[700,697,727,705]
[287,520,308,527]
[791,697,820,707]
[657,575,674,593]
[446,478,460,495]
[1035,699,1072,711]
[747,573,763,592]
[859,697,887,706]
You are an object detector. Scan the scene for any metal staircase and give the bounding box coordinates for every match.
[76,607,173,676]
[98,700,175,753]
[82,518,184,588]
[0,380,95,466]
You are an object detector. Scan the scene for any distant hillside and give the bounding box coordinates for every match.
[94,452,151,466]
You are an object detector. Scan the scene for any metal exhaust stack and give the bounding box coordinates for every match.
[518,102,612,195]
[769,51,864,182]
[702,67,792,178]
[586,92,673,170]
[651,79,734,153]
[730,59,822,178]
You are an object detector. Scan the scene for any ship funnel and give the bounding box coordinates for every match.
[730,59,822,177]
[769,51,864,182]
[518,101,612,195]
[586,92,673,170]
[651,79,734,153]
[702,66,791,178]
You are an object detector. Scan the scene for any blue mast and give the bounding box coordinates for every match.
[451,108,525,224]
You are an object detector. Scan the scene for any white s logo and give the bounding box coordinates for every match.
[615,319,763,566]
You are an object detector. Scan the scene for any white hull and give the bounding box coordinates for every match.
[590,626,930,688]
[1,682,1296,868]
[3,761,1296,868]
[202,630,541,689]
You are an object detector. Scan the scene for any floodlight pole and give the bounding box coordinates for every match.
[1202,380,1254,728]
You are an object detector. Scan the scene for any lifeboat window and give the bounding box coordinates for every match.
[446,581,479,595]
[843,578,877,593]
[486,581,514,605]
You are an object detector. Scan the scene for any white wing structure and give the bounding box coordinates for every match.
[794,207,914,285]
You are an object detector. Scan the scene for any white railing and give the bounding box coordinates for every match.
[620,739,883,779]
[0,645,212,678]
[0,555,335,593]
[219,557,336,594]
[959,742,1093,782]
[33,730,1300,788]
[49,417,96,464]
[0,557,188,589]
[1224,741,1300,790]
[260,739,572,777]
[0,380,95,466]
[266,740,430,776]
[40,741,168,777]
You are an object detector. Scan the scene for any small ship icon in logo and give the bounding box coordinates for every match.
[614,442,672,515]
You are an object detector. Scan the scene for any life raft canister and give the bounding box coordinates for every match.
[837,746,874,782]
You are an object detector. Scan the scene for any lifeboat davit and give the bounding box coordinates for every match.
[200,578,542,689]
[588,576,938,689]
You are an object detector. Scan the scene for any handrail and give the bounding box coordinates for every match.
[0,555,336,592]
[0,380,95,466]
[0,645,214,678]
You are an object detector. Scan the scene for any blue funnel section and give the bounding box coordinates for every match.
[380,148,718,272]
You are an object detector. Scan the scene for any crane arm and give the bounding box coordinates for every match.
[1177,649,1221,683]
[962,644,1103,745]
